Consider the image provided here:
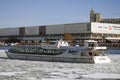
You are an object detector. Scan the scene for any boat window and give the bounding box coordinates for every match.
[88,43,94,47]
[69,50,77,53]
[68,49,78,54]
[81,52,84,56]
[81,52,86,56]
[88,42,98,47]
[49,42,56,45]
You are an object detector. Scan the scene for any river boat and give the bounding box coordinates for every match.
[7,40,111,63]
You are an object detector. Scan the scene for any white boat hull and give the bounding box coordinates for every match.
[93,56,111,63]
[6,52,111,64]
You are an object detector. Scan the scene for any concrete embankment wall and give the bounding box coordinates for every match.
[0,50,8,58]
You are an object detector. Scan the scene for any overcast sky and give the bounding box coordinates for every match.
[0,0,120,28]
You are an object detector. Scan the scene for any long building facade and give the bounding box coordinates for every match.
[0,22,120,47]
[0,9,120,47]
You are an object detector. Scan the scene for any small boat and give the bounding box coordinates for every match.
[7,40,111,63]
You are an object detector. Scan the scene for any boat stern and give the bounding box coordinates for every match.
[93,56,111,64]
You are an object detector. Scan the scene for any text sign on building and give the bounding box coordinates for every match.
[91,22,120,34]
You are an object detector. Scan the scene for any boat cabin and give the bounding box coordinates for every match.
[84,40,98,48]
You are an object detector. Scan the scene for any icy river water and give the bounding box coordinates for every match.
[0,48,120,80]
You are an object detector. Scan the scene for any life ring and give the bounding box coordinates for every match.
[89,52,92,56]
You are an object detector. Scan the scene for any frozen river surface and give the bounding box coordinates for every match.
[0,54,119,80]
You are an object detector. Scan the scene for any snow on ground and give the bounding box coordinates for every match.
[82,73,120,79]
[0,72,26,76]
